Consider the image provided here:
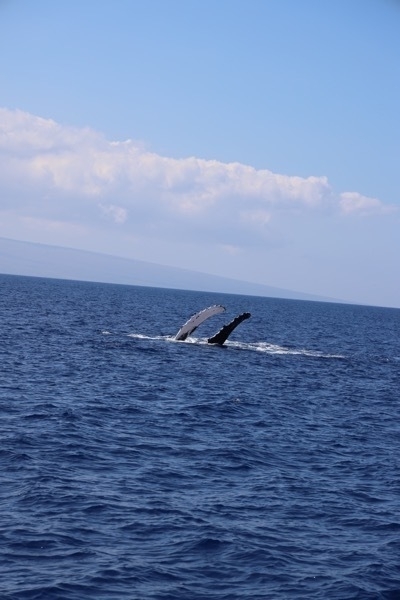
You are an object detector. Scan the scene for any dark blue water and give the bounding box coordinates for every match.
[1,274,400,599]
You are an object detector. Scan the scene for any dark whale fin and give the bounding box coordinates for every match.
[207,312,251,346]
[175,305,226,341]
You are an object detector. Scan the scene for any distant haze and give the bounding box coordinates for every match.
[0,237,336,303]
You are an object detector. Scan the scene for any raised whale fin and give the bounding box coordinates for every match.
[175,305,226,341]
[207,312,251,346]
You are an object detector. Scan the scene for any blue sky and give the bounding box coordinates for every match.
[1,0,399,307]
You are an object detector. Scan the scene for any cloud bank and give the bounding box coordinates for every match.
[0,108,394,252]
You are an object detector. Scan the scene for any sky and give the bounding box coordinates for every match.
[0,0,399,307]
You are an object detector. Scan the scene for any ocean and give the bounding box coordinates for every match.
[1,274,399,599]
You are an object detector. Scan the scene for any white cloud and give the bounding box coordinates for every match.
[339,191,395,216]
[0,108,396,251]
[99,203,128,224]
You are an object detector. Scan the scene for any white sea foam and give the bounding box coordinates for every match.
[213,339,343,358]
[126,332,344,359]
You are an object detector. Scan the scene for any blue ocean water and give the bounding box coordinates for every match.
[1,273,399,600]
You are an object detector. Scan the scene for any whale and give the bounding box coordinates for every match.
[175,305,225,341]
[175,307,251,345]
[207,312,251,345]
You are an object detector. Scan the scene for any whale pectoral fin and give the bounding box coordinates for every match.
[207,312,251,345]
[175,305,226,341]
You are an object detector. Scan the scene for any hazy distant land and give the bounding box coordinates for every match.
[0,237,334,302]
